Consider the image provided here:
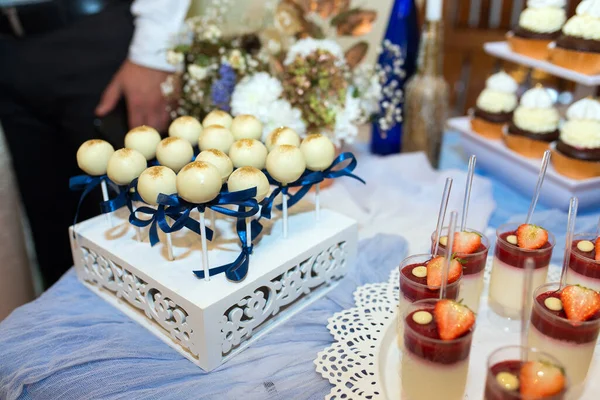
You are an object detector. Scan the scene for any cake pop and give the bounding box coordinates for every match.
[228,167,269,247]
[198,125,234,154]
[300,134,336,221]
[176,161,222,281]
[137,166,177,260]
[265,127,300,152]
[266,145,306,238]
[169,116,203,146]
[229,139,268,170]
[230,114,263,140]
[107,148,147,186]
[203,110,233,129]
[156,137,194,173]
[195,149,233,183]
[125,125,162,161]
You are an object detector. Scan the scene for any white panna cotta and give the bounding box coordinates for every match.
[566,268,600,292]
[402,351,469,400]
[460,272,485,312]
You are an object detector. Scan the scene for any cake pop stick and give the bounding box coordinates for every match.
[439,210,458,299]
[433,178,453,256]
[137,166,177,260]
[559,197,578,288]
[228,167,269,247]
[176,161,222,280]
[100,180,112,226]
[525,150,551,224]
[520,257,536,363]
[266,145,306,238]
[460,155,476,231]
[300,134,336,222]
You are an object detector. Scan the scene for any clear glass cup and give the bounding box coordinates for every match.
[401,299,474,400]
[529,282,600,388]
[565,233,600,292]
[488,222,555,319]
[484,345,568,400]
[431,226,490,311]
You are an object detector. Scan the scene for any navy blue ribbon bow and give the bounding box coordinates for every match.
[129,202,193,247]
[69,174,114,229]
[99,178,143,215]
[193,206,263,282]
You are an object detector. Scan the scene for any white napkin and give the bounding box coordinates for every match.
[314,151,496,254]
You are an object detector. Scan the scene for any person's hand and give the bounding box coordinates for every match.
[95,60,170,131]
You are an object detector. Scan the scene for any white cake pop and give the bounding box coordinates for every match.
[195,149,233,183]
[125,125,162,161]
[300,134,336,171]
[107,148,147,186]
[228,139,268,170]
[198,125,235,153]
[265,127,301,152]
[77,139,115,176]
[176,161,222,204]
[228,167,270,202]
[156,137,194,173]
[266,144,306,185]
[230,114,263,140]
[137,166,177,205]
[168,116,203,145]
[203,110,233,128]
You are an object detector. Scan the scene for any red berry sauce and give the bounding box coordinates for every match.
[495,230,553,269]
[485,360,565,400]
[568,239,600,279]
[436,242,488,275]
[400,262,460,302]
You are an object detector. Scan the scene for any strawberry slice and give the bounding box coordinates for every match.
[452,231,482,255]
[516,224,548,250]
[433,299,475,341]
[426,256,462,289]
[595,237,600,261]
[560,285,600,322]
[520,361,565,398]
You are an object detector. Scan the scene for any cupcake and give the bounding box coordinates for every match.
[550,0,600,74]
[470,71,518,139]
[508,0,566,60]
[503,86,560,158]
[552,98,600,179]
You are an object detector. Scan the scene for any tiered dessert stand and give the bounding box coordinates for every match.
[447,41,600,211]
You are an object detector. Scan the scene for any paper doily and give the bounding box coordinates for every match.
[314,259,563,399]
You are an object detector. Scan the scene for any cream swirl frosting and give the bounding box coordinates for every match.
[513,87,560,133]
[560,98,600,149]
[563,0,600,40]
[519,0,566,33]
[476,71,518,113]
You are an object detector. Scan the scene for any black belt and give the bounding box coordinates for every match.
[0,0,123,38]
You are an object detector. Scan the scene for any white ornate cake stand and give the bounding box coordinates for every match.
[315,260,600,399]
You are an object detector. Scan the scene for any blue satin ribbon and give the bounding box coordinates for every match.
[69,174,113,228]
[193,206,263,282]
[99,178,142,215]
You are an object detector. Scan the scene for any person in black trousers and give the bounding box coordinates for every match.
[0,0,189,287]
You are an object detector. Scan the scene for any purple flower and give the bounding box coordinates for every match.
[211,63,237,112]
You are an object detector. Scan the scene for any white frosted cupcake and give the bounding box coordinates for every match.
[504,86,560,158]
[552,98,600,179]
[550,0,600,74]
[471,71,519,139]
[508,0,566,59]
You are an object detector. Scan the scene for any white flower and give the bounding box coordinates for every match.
[187,65,208,81]
[354,72,382,117]
[262,99,306,140]
[166,50,184,66]
[203,25,222,41]
[333,88,361,145]
[231,73,283,120]
[284,38,345,65]
[160,75,176,97]
[228,49,246,71]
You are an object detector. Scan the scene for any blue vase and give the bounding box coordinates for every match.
[370,0,419,155]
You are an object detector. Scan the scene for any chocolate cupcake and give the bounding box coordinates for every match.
[508,0,566,60]
[470,71,518,140]
[503,86,560,158]
[552,98,600,180]
[550,0,600,74]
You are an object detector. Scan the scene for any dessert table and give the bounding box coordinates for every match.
[1,131,599,400]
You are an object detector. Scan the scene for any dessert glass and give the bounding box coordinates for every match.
[488,222,555,319]
[485,345,568,400]
[565,233,600,291]
[431,227,489,312]
[401,299,474,400]
[528,282,600,387]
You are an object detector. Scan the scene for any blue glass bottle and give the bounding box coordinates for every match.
[370,0,419,155]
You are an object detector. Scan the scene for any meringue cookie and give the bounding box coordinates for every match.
[566,97,600,121]
[486,71,518,94]
[520,87,555,109]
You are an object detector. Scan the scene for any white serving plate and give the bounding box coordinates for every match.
[316,262,600,399]
[483,41,600,87]
[446,116,600,211]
